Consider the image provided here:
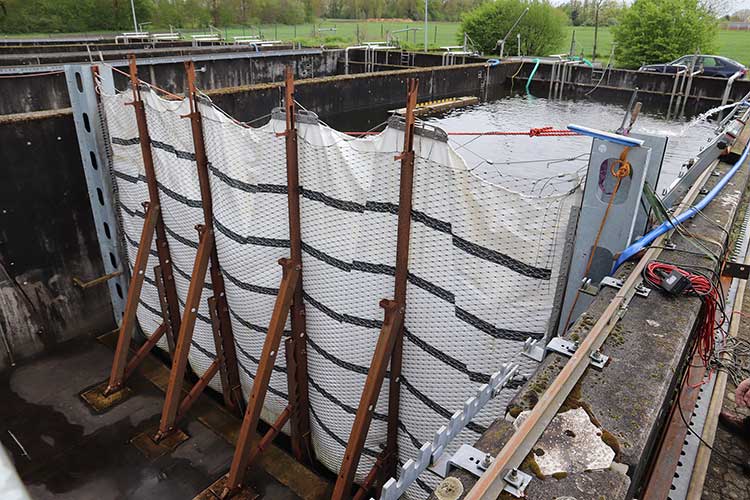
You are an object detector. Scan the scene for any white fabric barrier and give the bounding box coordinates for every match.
[101,87,581,498]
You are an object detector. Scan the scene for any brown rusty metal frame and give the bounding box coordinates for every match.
[153,59,246,439]
[218,67,313,498]
[332,78,420,500]
[221,259,301,497]
[103,54,184,396]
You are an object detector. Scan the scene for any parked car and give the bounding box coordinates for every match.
[639,55,747,78]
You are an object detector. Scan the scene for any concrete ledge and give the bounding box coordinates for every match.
[430,130,750,499]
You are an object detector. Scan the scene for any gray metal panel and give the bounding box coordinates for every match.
[630,132,667,239]
[557,139,652,335]
[661,133,730,209]
[64,64,127,325]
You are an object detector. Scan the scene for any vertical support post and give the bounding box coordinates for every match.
[282,67,313,463]
[154,265,176,354]
[104,55,185,396]
[222,259,301,497]
[332,78,419,500]
[184,60,244,414]
[382,77,419,485]
[126,55,183,351]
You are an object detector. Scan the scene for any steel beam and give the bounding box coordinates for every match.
[221,258,301,497]
[184,60,244,414]
[281,67,313,463]
[155,226,213,439]
[154,265,177,354]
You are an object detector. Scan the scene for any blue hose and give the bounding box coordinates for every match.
[486,58,501,66]
[526,58,540,95]
[613,140,750,272]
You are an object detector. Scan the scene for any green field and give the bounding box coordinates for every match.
[6,19,749,66]
[193,21,750,66]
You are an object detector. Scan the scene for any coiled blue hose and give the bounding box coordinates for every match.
[526,58,540,95]
[613,140,750,272]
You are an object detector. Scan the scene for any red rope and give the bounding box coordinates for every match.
[344,127,579,137]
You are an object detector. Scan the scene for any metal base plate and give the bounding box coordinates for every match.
[80,381,132,413]
[130,427,189,459]
[192,475,259,500]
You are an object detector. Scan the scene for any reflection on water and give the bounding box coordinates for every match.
[422,96,717,194]
[324,94,718,196]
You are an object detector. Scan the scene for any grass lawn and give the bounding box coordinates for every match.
[5,19,748,66]
[557,26,749,66]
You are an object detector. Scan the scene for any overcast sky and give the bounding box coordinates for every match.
[548,0,750,14]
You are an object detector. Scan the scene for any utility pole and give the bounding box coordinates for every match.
[130,0,138,32]
[593,0,601,60]
[424,0,428,51]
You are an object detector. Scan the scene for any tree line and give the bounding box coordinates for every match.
[0,0,486,33]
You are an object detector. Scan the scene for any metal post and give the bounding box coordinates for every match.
[129,0,138,33]
[282,67,313,463]
[184,60,244,414]
[105,55,184,393]
[382,76,419,484]
[332,78,419,500]
[221,259,301,497]
[424,0,428,51]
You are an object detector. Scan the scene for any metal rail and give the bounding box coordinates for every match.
[378,363,518,500]
[464,152,717,500]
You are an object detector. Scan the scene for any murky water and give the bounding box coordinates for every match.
[423,96,718,194]
[326,95,719,195]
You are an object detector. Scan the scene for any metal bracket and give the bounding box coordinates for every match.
[521,337,545,362]
[435,444,493,478]
[546,337,609,369]
[601,276,651,298]
[502,468,533,498]
[579,277,599,296]
[722,261,750,279]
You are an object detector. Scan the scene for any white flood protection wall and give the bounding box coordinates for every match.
[101,86,581,498]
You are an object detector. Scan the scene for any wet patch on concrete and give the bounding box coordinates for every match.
[0,337,300,500]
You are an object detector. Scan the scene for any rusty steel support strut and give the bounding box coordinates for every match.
[153,60,246,439]
[184,59,244,414]
[156,225,214,440]
[221,259,302,498]
[281,66,313,464]
[103,54,183,396]
[218,67,314,498]
[332,78,420,500]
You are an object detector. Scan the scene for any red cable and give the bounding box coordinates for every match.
[343,128,580,137]
[644,262,720,373]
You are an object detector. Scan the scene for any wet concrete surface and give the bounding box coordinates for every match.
[0,337,301,500]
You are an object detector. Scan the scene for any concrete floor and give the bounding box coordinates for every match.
[0,336,308,500]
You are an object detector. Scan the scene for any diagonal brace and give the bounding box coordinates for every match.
[221,258,301,498]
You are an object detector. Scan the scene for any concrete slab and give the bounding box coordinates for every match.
[0,337,310,499]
